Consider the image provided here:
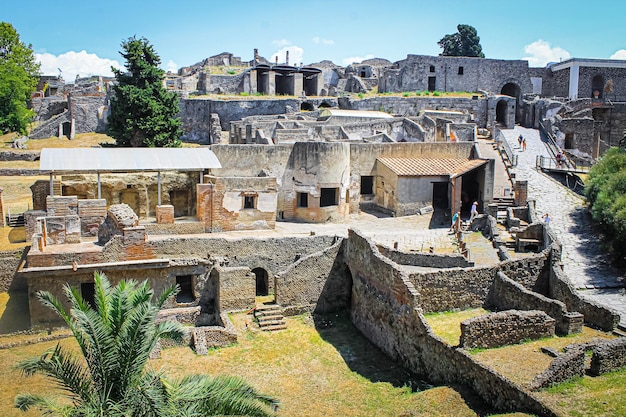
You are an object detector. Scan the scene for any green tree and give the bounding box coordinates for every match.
[0,22,40,134]
[15,272,279,416]
[585,137,626,261]
[437,24,485,58]
[107,36,182,147]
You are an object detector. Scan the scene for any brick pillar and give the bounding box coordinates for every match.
[514,180,528,207]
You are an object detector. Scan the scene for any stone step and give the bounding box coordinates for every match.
[261,323,288,331]
[258,319,286,327]
[257,314,284,321]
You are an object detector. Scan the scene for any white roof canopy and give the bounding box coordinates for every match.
[40,147,221,173]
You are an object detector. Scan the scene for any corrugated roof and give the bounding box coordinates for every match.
[377,157,487,177]
[40,148,222,173]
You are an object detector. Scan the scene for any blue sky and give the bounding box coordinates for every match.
[4,0,626,81]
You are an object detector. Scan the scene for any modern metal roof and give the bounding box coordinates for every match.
[377,157,487,177]
[319,109,394,119]
[40,147,222,173]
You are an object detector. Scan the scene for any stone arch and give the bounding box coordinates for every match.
[592,75,604,98]
[500,81,521,123]
[318,101,332,108]
[496,99,508,124]
[252,267,269,296]
[301,102,315,111]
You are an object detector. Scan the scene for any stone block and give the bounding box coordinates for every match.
[563,312,584,334]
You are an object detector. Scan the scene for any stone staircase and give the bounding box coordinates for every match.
[253,303,287,331]
[493,197,516,224]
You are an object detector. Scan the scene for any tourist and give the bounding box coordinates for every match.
[470,201,479,222]
[450,211,460,233]
[542,212,550,225]
[556,152,563,166]
[518,134,523,146]
[522,137,527,152]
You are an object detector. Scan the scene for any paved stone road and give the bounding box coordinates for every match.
[501,127,626,327]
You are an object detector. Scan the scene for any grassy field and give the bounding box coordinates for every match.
[0,308,530,417]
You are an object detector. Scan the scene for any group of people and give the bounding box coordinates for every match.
[449,201,479,233]
[518,134,527,151]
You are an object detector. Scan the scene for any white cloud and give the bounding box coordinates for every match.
[165,60,179,73]
[270,45,304,66]
[312,36,334,45]
[610,49,626,60]
[272,39,290,47]
[523,40,571,67]
[341,54,375,66]
[36,50,121,82]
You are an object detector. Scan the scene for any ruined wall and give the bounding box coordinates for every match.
[499,249,551,294]
[345,229,555,416]
[489,272,582,335]
[339,96,488,127]
[275,238,350,315]
[590,338,626,376]
[378,55,532,97]
[213,266,255,312]
[408,266,497,313]
[0,250,26,292]
[377,244,474,268]
[197,176,277,232]
[180,98,302,143]
[549,261,619,331]
[530,349,586,390]
[460,310,555,349]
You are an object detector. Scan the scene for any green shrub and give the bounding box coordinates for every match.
[433,91,441,96]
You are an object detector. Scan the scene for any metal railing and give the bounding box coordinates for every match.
[535,155,591,174]
[496,130,518,167]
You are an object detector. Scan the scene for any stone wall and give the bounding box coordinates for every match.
[549,261,619,331]
[489,272,582,335]
[530,348,586,390]
[213,266,255,312]
[377,243,474,268]
[0,249,26,292]
[378,55,532,98]
[499,249,551,294]
[590,338,626,376]
[98,204,139,245]
[460,310,555,349]
[276,238,350,315]
[345,229,556,416]
[78,199,107,237]
[180,98,302,143]
[408,266,497,313]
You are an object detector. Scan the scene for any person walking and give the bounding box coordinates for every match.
[542,212,550,225]
[522,137,527,152]
[469,201,479,222]
[449,211,460,233]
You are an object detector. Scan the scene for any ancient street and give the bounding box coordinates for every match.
[502,126,626,328]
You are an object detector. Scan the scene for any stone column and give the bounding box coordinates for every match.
[514,180,528,206]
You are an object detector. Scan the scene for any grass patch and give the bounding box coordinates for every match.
[424,308,489,346]
[472,327,614,387]
[0,309,532,417]
[536,369,626,416]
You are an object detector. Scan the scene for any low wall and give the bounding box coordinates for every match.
[549,260,619,331]
[377,244,474,268]
[499,249,551,294]
[530,348,586,390]
[590,338,626,376]
[489,271,581,335]
[460,310,555,349]
[346,230,556,416]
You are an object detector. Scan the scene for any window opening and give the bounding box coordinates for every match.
[297,192,308,208]
[320,188,338,207]
[176,275,194,303]
[81,282,95,308]
[360,176,374,194]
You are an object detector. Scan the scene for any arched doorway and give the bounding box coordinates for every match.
[500,82,521,123]
[496,100,508,124]
[592,75,604,99]
[301,102,314,111]
[252,267,269,296]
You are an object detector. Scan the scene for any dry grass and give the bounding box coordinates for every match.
[0,306,531,417]
[471,327,615,387]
